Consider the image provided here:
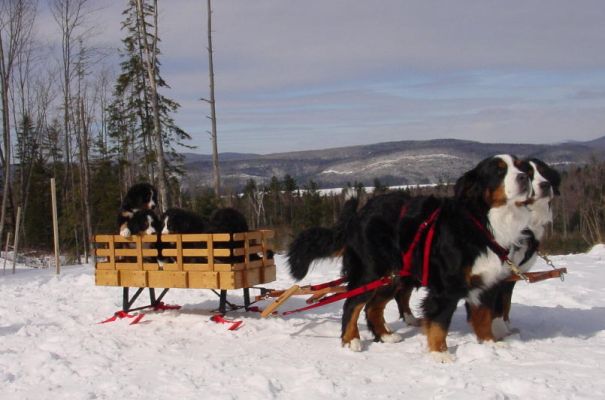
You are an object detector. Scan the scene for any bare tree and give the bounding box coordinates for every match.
[0,0,36,247]
[204,0,221,198]
[51,0,94,262]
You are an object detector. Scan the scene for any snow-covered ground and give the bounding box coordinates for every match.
[1,247,605,399]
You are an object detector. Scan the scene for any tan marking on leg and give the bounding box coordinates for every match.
[469,305,495,342]
[424,320,448,353]
[342,302,365,345]
[366,295,391,338]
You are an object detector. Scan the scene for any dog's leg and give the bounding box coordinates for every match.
[341,293,372,352]
[366,286,402,343]
[422,294,458,362]
[394,281,420,327]
[492,281,516,338]
[469,304,496,343]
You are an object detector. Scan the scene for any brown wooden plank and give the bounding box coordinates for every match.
[213,262,246,272]
[188,271,220,288]
[182,262,213,272]
[95,270,119,286]
[148,271,188,288]
[115,262,142,271]
[233,245,262,257]
[261,285,300,318]
[96,262,115,270]
[119,270,147,287]
[143,262,160,271]
[211,233,231,242]
[180,233,211,242]
[218,271,242,289]
[260,265,277,283]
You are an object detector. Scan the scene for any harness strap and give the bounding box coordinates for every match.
[465,212,509,262]
[309,277,347,291]
[400,207,441,286]
[282,276,393,316]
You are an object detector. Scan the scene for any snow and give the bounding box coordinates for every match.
[1,249,605,399]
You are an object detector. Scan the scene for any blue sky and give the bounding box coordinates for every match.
[38,0,605,154]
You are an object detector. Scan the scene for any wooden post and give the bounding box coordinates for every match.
[51,178,60,274]
[2,231,11,273]
[12,207,21,274]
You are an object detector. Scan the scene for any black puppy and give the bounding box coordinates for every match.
[118,183,158,237]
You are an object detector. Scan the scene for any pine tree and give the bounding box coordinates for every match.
[108,0,191,195]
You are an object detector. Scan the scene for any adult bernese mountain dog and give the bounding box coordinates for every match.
[288,155,533,361]
[486,158,561,339]
[117,183,158,237]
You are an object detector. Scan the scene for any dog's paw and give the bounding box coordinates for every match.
[342,338,362,352]
[380,333,403,343]
[403,312,421,327]
[120,228,131,238]
[491,317,511,340]
[430,351,455,363]
[145,227,156,235]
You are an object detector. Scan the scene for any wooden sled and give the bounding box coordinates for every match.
[258,267,568,317]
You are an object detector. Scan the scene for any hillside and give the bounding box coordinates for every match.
[182,137,604,189]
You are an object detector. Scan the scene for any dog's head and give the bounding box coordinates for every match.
[127,210,161,236]
[122,183,158,212]
[527,158,561,201]
[455,154,532,213]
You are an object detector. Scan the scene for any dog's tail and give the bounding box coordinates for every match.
[287,196,359,280]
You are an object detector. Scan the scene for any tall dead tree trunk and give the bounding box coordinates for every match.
[206,0,220,198]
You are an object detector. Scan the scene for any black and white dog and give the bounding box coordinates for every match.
[288,155,533,361]
[489,158,561,338]
[117,183,158,237]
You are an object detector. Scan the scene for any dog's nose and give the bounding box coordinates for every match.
[539,181,551,192]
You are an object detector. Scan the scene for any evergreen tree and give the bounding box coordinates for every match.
[108,0,191,192]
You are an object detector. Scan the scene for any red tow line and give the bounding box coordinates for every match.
[210,314,243,330]
[99,302,181,325]
[99,311,145,325]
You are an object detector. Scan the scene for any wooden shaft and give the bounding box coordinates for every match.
[51,178,60,274]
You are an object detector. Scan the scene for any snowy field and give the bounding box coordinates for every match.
[1,247,605,400]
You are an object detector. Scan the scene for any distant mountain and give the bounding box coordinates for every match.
[181,137,605,190]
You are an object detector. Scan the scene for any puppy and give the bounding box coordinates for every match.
[118,183,158,237]
[161,208,209,234]
[127,209,162,236]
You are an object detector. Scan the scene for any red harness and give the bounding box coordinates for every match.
[399,206,442,286]
[282,206,443,315]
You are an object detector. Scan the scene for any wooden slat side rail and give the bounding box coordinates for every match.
[93,230,276,289]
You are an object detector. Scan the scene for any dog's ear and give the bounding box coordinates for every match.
[547,167,562,196]
[454,169,482,201]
